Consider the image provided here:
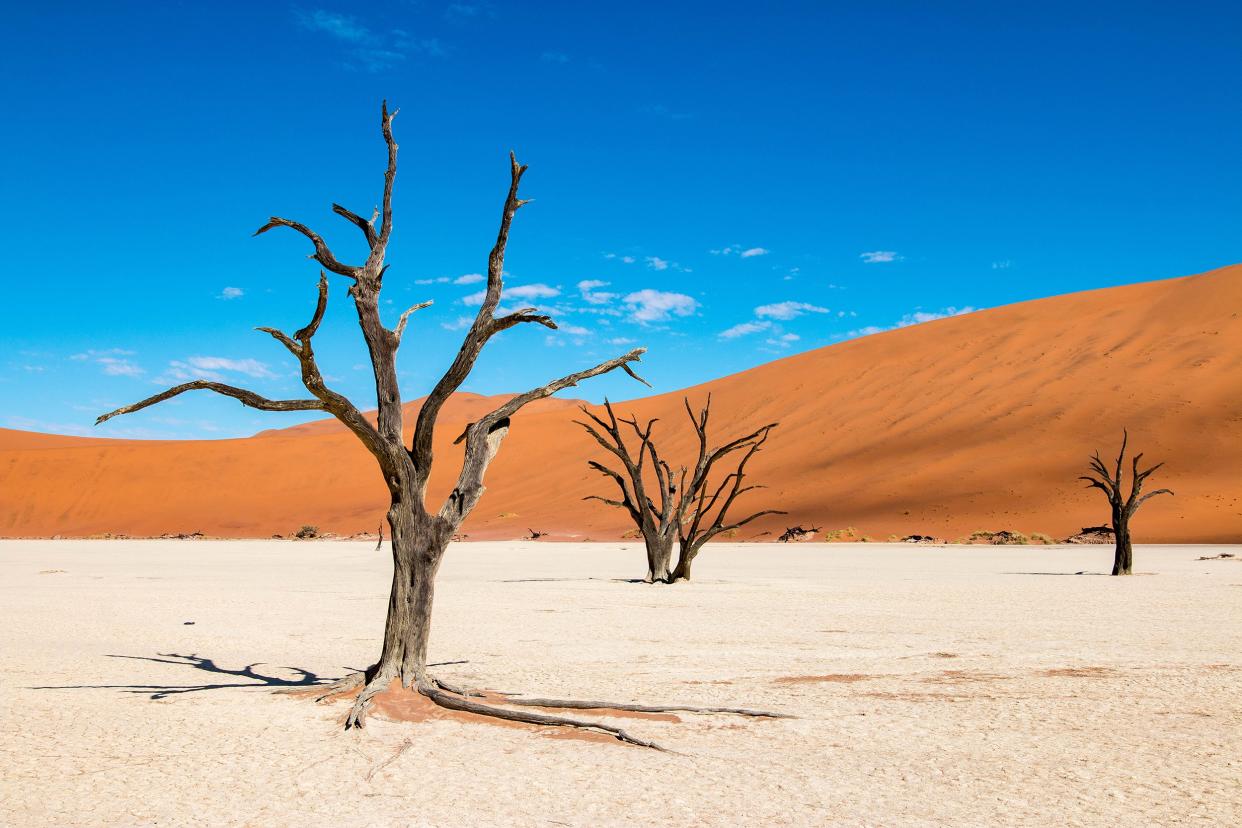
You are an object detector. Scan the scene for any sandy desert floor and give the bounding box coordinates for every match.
[1,540,1239,827]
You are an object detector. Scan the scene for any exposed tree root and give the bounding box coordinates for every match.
[496,695,794,719]
[345,671,393,729]
[418,682,667,750]
[328,668,792,749]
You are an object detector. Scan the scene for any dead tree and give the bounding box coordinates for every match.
[577,395,784,583]
[97,103,785,744]
[1079,431,1173,575]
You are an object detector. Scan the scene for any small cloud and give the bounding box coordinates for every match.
[740,247,769,258]
[606,337,636,346]
[71,348,142,377]
[710,245,768,258]
[604,252,637,264]
[185,356,275,379]
[764,333,800,348]
[991,260,1012,270]
[441,316,474,331]
[298,9,370,42]
[577,279,617,305]
[560,325,590,336]
[540,51,570,63]
[461,283,560,305]
[895,307,976,327]
[645,256,669,271]
[754,301,830,320]
[719,320,772,339]
[860,251,901,263]
[454,273,484,285]
[622,289,699,323]
[219,286,244,300]
[298,10,443,72]
[415,277,451,285]
[840,306,977,341]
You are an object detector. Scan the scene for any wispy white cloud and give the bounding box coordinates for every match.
[754,301,829,320]
[622,289,699,323]
[299,9,370,41]
[461,283,560,305]
[603,252,637,264]
[454,272,484,284]
[860,250,901,263]
[765,333,800,348]
[719,320,772,339]
[297,10,444,72]
[841,306,978,340]
[441,316,474,331]
[895,307,976,327]
[991,260,1012,270]
[218,286,244,300]
[540,51,569,63]
[577,279,617,305]
[71,348,143,377]
[709,244,769,258]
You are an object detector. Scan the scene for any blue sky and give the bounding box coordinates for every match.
[2,1,1239,439]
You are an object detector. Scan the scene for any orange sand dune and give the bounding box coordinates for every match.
[2,265,1240,542]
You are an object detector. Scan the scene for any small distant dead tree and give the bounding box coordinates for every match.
[578,395,785,583]
[1079,431,1173,575]
[96,103,783,744]
[526,528,548,540]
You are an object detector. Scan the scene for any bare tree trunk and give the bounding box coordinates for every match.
[646,531,675,583]
[671,539,704,582]
[377,509,447,685]
[1111,512,1133,576]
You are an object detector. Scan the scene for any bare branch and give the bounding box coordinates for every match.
[393,300,434,344]
[622,362,652,387]
[1135,488,1174,507]
[410,150,529,471]
[253,218,360,278]
[440,349,648,522]
[332,203,378,248]
[375,101,399,250]
[97,382,324,425]
[295,272,330,342]
[256,326,300,356]
[492,308,556,333]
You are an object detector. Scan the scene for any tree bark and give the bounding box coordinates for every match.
[1111,512,1133,576]
[373,504,451,687]
[671,539,704,582]
[645,531,676,583]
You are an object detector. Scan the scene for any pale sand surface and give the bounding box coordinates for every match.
[1,540,1239,826]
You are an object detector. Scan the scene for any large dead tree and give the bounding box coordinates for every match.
[1079,431,1173,575]
[578,395,784,583]
[97,103,784,745]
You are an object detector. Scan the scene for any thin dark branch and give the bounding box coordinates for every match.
[97,382,324,425]
[253,217,360,278]
[332,203,378,248]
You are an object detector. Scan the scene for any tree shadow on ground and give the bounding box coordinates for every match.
[1001,571,1109,576]
[29,653,464,700]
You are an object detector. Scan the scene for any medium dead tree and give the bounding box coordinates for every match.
[1079,431,1173,575]
[578,395,785,583]
[97,103,785,745]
